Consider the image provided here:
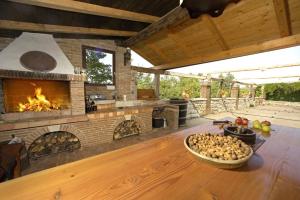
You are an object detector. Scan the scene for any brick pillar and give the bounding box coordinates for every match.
[231,83,239,110]
[200,79,211,114]
[70,81,85,115]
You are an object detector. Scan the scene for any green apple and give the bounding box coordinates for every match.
[262,125,271,133]
[252,120,262,130]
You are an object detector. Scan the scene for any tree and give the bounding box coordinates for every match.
[85,50,113,84]
[179,77,200,98]
[159,75,181,99]
[265,82,300,102]
[136,72,153,89]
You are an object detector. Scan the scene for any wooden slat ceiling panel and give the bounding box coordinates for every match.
[214,0,280,49]
[289,0,300,34]
[134,42,163,65]
[132,19,223,64]
[77,0,179,17]
[176,21,222,55]
[132,0,300,68]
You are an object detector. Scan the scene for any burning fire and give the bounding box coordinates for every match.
[18,87,60,112]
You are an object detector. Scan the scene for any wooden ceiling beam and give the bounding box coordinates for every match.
[272,0,291,37]
[131,66,164,74]
[7,0,159,23]
[239,75,300,80]
[123,6,190,47]
[0,20,137,37]
[153,34,300,70]
[209,63,300,74]
[201,15,229,50]
[123,1,241,47]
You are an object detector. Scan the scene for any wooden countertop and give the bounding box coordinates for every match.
[0,122,300,200]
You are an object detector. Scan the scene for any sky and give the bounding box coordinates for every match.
[131,45,300,85]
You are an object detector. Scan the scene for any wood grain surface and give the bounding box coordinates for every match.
[0,122,299,200]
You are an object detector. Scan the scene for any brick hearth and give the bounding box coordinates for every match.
[0,106,153,149]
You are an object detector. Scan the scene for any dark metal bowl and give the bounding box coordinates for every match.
[224,126,256,145]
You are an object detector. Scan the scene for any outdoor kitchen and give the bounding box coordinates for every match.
[0,32,181,174]
[0,0,300,199]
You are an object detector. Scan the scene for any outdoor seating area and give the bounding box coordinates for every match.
[0,0,300,199]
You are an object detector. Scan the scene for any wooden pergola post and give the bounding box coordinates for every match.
[250,84,255,101]
[261,85,266,99]
[153,73,160,98]
[231,83,239,110]
[200,79,211,114]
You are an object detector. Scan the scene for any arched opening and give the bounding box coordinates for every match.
[28,131,81,159]
[113,120,141,140]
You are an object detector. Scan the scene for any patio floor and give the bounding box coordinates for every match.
[22,104,300,176]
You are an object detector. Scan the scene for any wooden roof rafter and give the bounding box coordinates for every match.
[201,15,229,50]
[209,63,300,74]
[131,66,255,85]
[0,20,137,37]
[272,0,292,37]
[7,0,160,23]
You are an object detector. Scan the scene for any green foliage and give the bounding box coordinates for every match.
[159,76,201,99]
[255,85,262,97]
[265,82,300,102]
[136,73,153,89]
[211,73,235,97]
[211,80,219,98]
[85,50,113,84]
[160,76,181,99]
[179,77,200,98]
[240,88,249,97]
[136,72,238,100]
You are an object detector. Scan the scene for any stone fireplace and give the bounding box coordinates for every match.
[0,32,153,160]
[0,32,85,120]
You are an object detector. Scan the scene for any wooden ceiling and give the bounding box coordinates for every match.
[129,0,300,70]
[1,0,300,70]
[0,0,179,39]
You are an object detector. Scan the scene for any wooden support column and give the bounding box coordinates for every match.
[153,73,160,98]
[200,79,211,114]
[261,85,266,99]
[250,84,256,102]
[231,83,240,110]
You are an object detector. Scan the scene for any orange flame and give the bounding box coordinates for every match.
[18,87,60,112]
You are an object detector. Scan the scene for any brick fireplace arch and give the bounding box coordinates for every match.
[24,124,86,148]
[113,115,144,140]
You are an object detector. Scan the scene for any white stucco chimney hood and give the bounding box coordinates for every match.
[0,32,75,75]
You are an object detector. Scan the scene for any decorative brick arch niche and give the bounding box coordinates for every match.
[25,124,85,159]
[113,115,143,140]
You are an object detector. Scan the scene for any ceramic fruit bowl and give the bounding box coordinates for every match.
[184,133,253,169]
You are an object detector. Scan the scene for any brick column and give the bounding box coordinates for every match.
[200,79,211,114]
[231,83,239,110]
[70,81,85,115]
